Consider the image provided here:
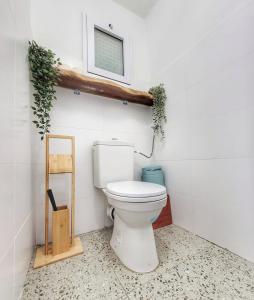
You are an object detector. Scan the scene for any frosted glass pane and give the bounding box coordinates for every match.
[94,28,124,76]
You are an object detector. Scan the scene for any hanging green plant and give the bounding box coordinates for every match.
[149,84,167,140]
[28,41,62,140]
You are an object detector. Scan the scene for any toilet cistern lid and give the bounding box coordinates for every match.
[93,140,134,147]
[106,181,166,198]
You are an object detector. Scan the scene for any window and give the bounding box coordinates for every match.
[94,28,124,76]
[85,15,131,84]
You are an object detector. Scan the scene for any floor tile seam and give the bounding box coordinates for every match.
[96,245,119,268]
[196,245,244,265]
[182,266,228,284]
[219,277,252,299]
[179,248,224,264]
[78,241,110,261]
[227,263,254,281]
[115,264,159,295]
[78,228,107,238]
[160,267,228,297]
[155,231,197,241]
[156,235,172,250]
[222,254,254,272]
[112,269,132,299]
[157,241,210,261]
[155,235,191,248]
[161,236,214,251]
[91,272,127,300]
[173,260,239,287]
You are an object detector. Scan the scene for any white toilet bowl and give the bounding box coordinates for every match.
[104,181,167,273]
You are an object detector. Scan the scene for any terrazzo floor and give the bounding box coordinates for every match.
[22,225,254,300]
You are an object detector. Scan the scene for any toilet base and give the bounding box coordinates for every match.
[110,213,159,273]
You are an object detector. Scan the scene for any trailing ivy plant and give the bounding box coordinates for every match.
[149,84,167,140]
[28,41,62,140]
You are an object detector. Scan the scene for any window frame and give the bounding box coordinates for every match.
[84,14,131,85]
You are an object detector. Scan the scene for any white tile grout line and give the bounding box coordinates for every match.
[184,48,254,92]
[0,241,14,266]
[155,155,254,162]
[0,211,33,264]
[152,0,254,81]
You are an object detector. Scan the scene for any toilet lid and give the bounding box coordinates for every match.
[106,181,166,198]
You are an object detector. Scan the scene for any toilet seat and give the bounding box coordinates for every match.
[106,181,166,203]
[105,190,167,203]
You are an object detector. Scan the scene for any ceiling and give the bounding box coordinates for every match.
[113,0,157,18]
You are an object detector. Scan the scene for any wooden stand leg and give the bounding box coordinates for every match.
[71,136,75,245]
[45,135,49,255]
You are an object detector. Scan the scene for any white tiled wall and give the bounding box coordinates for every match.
[146,0,254,262]
[31,0,154,244]
[0,0,34,299]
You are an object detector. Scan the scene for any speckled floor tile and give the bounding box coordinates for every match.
[79,228,111,258]
[128,269,209,300]
[156,225,212,259]
[222,267,254,299]
[22,246,125,300]
[21,225,254,300]
[128,256,253,300]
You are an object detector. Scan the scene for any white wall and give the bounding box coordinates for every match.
[0,0,34,299]
[146,0,254,262]
[31,0,154,244]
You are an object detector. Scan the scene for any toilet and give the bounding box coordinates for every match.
[93,140,167,273]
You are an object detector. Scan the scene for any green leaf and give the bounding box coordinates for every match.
[28,40,62,140]
[149,84,167,141]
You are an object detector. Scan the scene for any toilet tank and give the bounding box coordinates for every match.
[93,140,134,188]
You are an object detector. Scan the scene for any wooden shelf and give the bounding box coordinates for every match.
[49,154,73,174]
[56,67,154,106]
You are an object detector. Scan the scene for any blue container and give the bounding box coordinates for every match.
[141,165,165,186]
